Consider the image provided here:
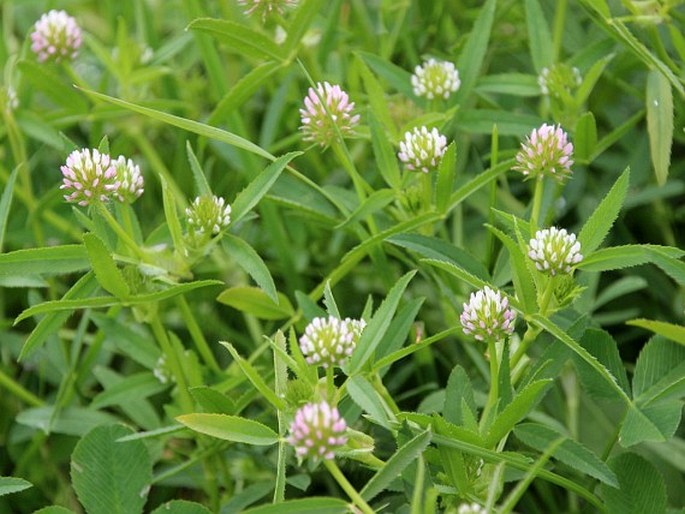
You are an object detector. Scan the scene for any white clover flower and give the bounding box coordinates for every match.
[398,126,447,173]
[30,10,82,63]
[238,0,298,19]
[513,123,574,182]
[299,316,365,368]
[299,81,360,147]
[186,195,232,236]
[538,63,582,97]
[112,156,144,204]
[411,59,461,100]
[60,148,120,206]
[528,227,583,275]
[460,286,516,342]
[287,401,347,462]
[457,503,487,514]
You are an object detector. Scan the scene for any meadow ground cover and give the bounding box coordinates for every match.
[0,1,684,513]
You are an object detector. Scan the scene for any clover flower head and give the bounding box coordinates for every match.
[411,59,461,100]
[30,10,82,63]
[60,148,121,206]
[457,503,487,514]
[287,401,347,462]
[398,126,447,173]
[460,286,516,342]
[513,123,574,182]
[299,316,365,368]
[112,156,144,204]
[185,195,231,236]
[528,227,583,275]
[238,0,298,19]
[538,63,582,97]
[299,81,360,147]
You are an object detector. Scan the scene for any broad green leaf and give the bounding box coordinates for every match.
[485,380,552,447]
[0,476,32,497]
[223,235,277,302]
[531,314,631,404]
[574,112,597,163]
[335,189,395,230]
[78,88,273,160]
[16,406,119,436]
[0,245,89,276]
[187,18,285,62]
[32,507,76,514]
[514,423,619,487]
[578,167,630,255]
[593,276,647,310]
[220,342,286,411]
[0,166,19,251]
[600,453,667,514]
[360,429,432,501]
[185,141,212,196]
[91,372,169,409]
[232,152,303,225]
[646,70,674,186]
[217,286,293,320]
[91,313,161,369]
[176,413,278,445]
[242,498,349,514]
[71,424,152,514]
[436,142,457,213]
[444,365,476,426]
[627,319,685,347]
[347,375,396,429]
[189,386,235,415]
[19,273,99,360]
[620,402,682,447]
[93,367,160,431]
[524,0,553,72]
[578,244,684,273]
[454,0,496,103]
[347,270,416,374]
[151,500,212,514]
[368,110,401,190]
[83,233,130,299]
[573,329,631,399]
[631,336,685,406]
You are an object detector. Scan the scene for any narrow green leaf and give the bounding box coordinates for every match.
[0,166,19,251]
[187,18,285,62]
[71,424,152,514]
[151,500,212,514]
[0,245,89,276]
[368,110,401,190]
[283,0,325,55]
[232,152,303,225]
[0,476,32,497]
[189,386,235,415]
[176,413,278,446]
[347,375,396,429]
[220,342,287,410]
[525,0,553,72]
[217,286,293,320]
[455,0,497,102]
[436,142,457,213]
[447,160,514,213]
[574,112,598,163]
[578,167,630,255]
[335,189,395,230]
[358,51,415,98]
[455,110,543,136]
[185,141,212,196]
[223,235,277,303]
[32,507,75,514]
[91,372,169,410]
[358,57,397,141]
[17,60,88,112]
[514,423,619,487]
[161,177,186,254]
[361,429,432,501]
[632,336,685,401]
[579,244,684,273]
[600,453,667,514]
[347,270,416,374]
[575,53,614,106]
[16,406,119,436]
[573,329,631,399]
[646,70,673,186]
[620,402,682,447]
[485,380,552,447]
[242,498,349,514]
[83,233,130,299]
[322,281,340,318]
[444,365,476,426]
[627,319,685,347]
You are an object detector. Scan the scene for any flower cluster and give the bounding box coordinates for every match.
[60,148,144,206]
[299,316,365,368]
[30,10,82,63]
[528,227,583,275]
[457,503,487,514]
[287,401,347,462]
[185,195,232,236]
[538,63,582,97]
[513,123,574,182]
[299,82,360,147]
[238,0,297,19]
[411,59,461,100]
[460,286,516,342]
[398,126,447,173]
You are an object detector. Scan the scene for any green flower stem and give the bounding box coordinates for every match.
[510,325,541,371]
[530,176,544,232]
[177,296,221,373]
[485,125,500,270]
[150,314,194,413]
[421,172,433,213]
[324,459,375,514]
[552,0,568,63]
[332,137,370,204]
[480,338,501,431]
[95,202,146,260]
[0,369,44,407]
[326,367,336,403]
